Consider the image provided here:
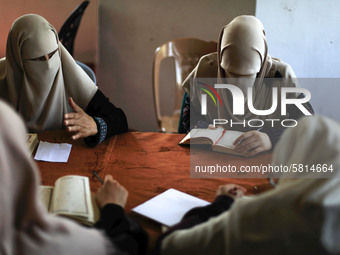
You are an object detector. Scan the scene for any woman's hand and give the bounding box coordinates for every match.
[233,131,272,157]
[64,97,98,140]
[216,184,246,200]
[95,175,128,209]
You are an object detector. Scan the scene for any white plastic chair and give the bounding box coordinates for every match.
[152,38,217,132]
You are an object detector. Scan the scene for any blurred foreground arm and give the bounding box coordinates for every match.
[94,175,148,255]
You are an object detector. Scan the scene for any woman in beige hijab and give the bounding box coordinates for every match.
[0,14,127,147]
[182,15,313,156]
[0,99,147,255]
[159,115,340,255]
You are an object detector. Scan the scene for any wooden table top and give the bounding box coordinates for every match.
[35,130,273,249]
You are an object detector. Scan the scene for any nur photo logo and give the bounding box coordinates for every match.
[197,79,312,128]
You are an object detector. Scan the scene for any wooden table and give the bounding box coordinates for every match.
[36,130,273,248]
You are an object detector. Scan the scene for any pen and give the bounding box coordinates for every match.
[93,170,104,184]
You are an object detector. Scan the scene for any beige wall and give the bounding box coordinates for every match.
[98,0,256,131]
[0,0,98,64]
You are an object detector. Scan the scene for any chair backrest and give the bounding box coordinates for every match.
[152,38,217,132]
[58,0,89,56]
[76,60,97,85]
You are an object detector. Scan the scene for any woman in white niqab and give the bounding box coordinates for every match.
[183,15,303,157]
[161,115,340,255]
[0,14,103,140]
[0,100,115,255]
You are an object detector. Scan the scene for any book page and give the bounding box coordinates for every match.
[51,175,93,219]
[39,186,54,212]
[26,133,38,155]
[179,132,191,145]
[215,130,244,148]
[91,192,100,223]
[187,128,224,144]
[132,188,210,227]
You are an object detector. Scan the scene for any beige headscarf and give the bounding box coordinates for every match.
[217,15,280,124]
[0,14,97,132]
[162,115,340,254]
[0,100,113,255]
[218,15,271,81]
[183,15,297,129]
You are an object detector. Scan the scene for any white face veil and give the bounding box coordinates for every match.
[0,14,97,132]
[0,100,113,255]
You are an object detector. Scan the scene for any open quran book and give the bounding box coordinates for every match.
[179,128,245,156]
[39,175,99,226]
[26,133,38,155]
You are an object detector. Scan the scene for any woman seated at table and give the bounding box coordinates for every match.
[0,99,147,255]
[158,115,340,254]
[0,14,128,147]
[181,15,313,157]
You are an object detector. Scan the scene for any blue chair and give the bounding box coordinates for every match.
[76,61,97,85]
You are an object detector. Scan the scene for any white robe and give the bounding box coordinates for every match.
[0,99,114,255]
[161,115,340,255]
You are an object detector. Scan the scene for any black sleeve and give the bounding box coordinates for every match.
[84,89,128,147]
[155,195,234,253]
[94,204,148,255]
[182,95,210,133]
[262,128,285,148]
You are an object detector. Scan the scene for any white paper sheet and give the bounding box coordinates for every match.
[132,188,210,227]
[34,141,72,163]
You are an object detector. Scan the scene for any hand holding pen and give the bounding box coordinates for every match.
[95,175,128,209]
[93,170,104,184]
